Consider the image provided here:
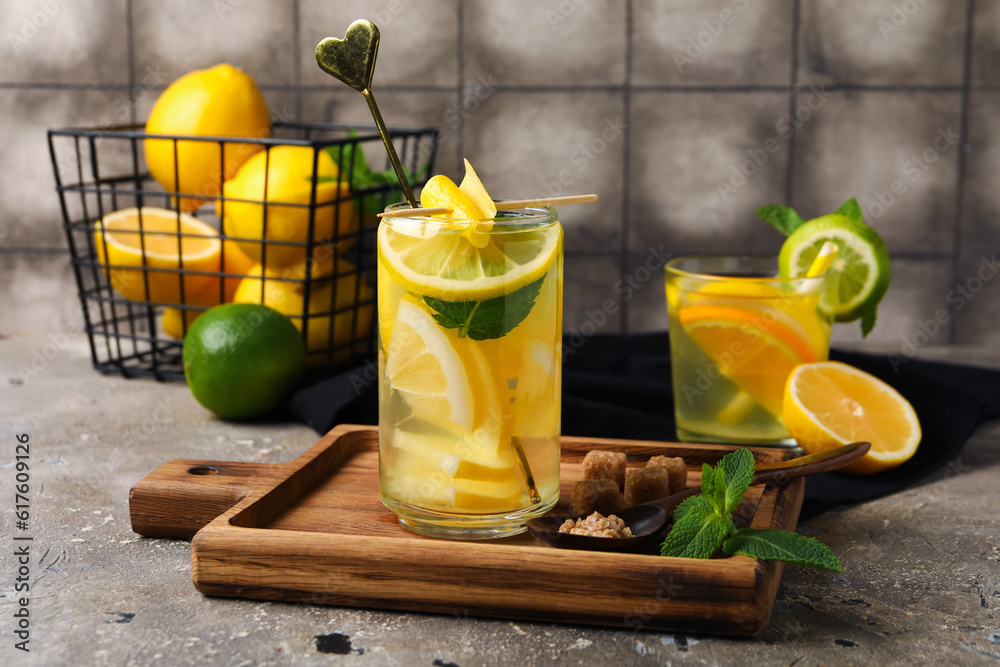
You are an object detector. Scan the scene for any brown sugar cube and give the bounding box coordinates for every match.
[571,480,624,516]
[647,455,688,493]
[624,468,672,506]
[582,450,627,489]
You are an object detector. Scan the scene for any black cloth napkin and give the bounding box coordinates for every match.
[284,333,999,520]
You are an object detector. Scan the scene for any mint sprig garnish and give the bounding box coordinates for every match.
[754,205,806,236]
[833,197,864,223]
[660,448,843,572]
[423,274,545,341]
[722,529,843,571]
[860,308,877,338]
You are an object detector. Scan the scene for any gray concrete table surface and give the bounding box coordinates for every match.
[0,336,998,667]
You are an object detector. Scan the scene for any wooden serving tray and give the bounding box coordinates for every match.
[129,425,804,636]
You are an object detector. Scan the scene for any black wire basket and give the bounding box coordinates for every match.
[48,121,438,380]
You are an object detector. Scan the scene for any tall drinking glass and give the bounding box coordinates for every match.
[665,255,831,446]
[377,204,563,538]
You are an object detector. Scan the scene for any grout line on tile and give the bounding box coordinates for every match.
[456,0,465,167]
[619,0,633,333]
[784,0,801,206]
[0,248,70,256]
[0,83,133,90]
[0,82,974,94]
[949,0,975,344]
[126,0,136,125]
[279,83,974,94]
[292,0,302,121]
[565,250,625,259]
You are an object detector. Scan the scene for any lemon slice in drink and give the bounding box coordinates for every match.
[384,298,474,431]
[512,339,561,438]
[680,305,816,417]
[779,214,891,322]
[377,211,560,301]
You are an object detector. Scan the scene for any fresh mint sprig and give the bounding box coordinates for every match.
[660,448,843,572]
[423,274,546,341]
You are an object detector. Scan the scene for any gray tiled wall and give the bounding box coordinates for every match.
[1,0,997,354]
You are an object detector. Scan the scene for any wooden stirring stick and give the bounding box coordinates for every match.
[377,194,599,218]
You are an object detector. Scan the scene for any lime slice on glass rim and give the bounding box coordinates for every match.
[778,214,891,322]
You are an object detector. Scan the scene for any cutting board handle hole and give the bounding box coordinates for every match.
[187,466,220,476]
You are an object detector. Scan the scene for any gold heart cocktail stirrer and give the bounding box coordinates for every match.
[315,20,542,506]
[315,19,417,208]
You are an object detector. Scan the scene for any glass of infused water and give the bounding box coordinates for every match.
[377,195,563,538]
[665,255,831,446]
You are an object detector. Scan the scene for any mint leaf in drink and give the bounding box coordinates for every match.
[834,197,864,223]
[755,205,806,237]
[423,274,545,341]
[660,501,733,559]
[717,448,755,514]
[722,529,843,572]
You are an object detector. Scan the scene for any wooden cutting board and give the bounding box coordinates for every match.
[129,424,804,636]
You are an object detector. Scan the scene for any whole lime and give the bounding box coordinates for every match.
[182,303,306,419]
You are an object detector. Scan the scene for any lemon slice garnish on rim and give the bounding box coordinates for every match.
[377,218,559,302]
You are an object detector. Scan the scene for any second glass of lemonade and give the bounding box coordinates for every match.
[377,204,563,538]
[665,255,831,446]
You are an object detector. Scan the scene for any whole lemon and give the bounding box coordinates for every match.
[182,303,306,420]
[145,64,270,212]
[218,145,356,269]
[232,257,373,368]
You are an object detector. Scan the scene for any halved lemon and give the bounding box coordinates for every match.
[94,207,221,304]
[784,362,921,475]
